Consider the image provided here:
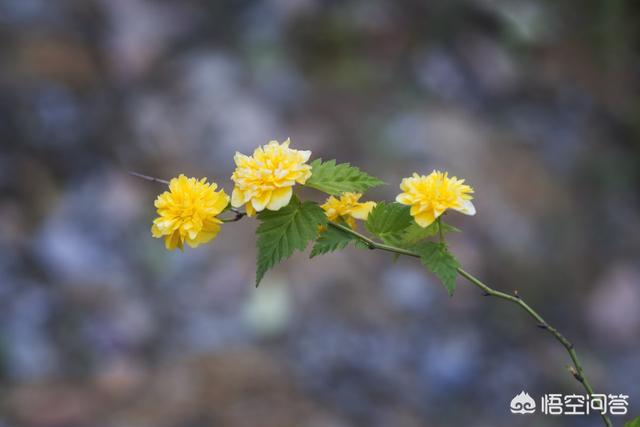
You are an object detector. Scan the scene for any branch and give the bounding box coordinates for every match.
[132,170,610,427]
[327,222,613,427]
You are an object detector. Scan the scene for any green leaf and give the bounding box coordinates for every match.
[365,202,412,240]
[256,198,327,286]
[305,159,385,195]
[415,242,459,297]
[354,240,371,250]
[383,220,460,248]
[310,225,356,258]
[625,416,640,427]
[441,222,461,234]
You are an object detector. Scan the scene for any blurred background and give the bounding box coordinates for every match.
[1,0,639,426]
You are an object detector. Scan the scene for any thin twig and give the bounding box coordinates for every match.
[128,171,170,185]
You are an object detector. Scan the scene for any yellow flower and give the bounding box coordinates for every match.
[321,192,376,229]
[231,138,312,216]
[151,174,229,250]
[396,170,475,227]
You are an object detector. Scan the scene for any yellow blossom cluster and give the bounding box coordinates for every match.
[151,139,475,250]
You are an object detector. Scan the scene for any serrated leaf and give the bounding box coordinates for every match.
[441,222,461,234]
[416,242,459,297]
[256,198,327,286]
[310,225,356,258]
[305,159,385,195]
[354,240,371,250]
[365,202,412,240]
[625,416,640,427]
[383,220,460,248]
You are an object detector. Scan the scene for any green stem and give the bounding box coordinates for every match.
[327,221,613,427]
[329,221,418,257]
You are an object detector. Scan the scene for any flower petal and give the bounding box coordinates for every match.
[231,188,245,208]
[396,193,413,205]
[267,186,292,210]
[212,190,230,214]
[245,202,256,217]
[410,204,426,216]
[454,199,476,216]
[186,222,221,247]
[345,216,357,229]
[299,150,311,162]
[234,151,249,166]
[165,231,183,251]
[414,210,437,228]
[251,190,271,212]
[350,201,376,219]
[151,223,164,238]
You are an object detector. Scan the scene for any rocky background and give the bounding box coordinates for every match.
[0,1,639,426]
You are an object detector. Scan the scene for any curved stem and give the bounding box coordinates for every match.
[328,221,418,257]
[328,222,613,427]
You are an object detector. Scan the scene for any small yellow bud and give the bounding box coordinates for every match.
[321,192,376,229]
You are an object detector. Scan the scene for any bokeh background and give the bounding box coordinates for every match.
[1,0,639,426]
